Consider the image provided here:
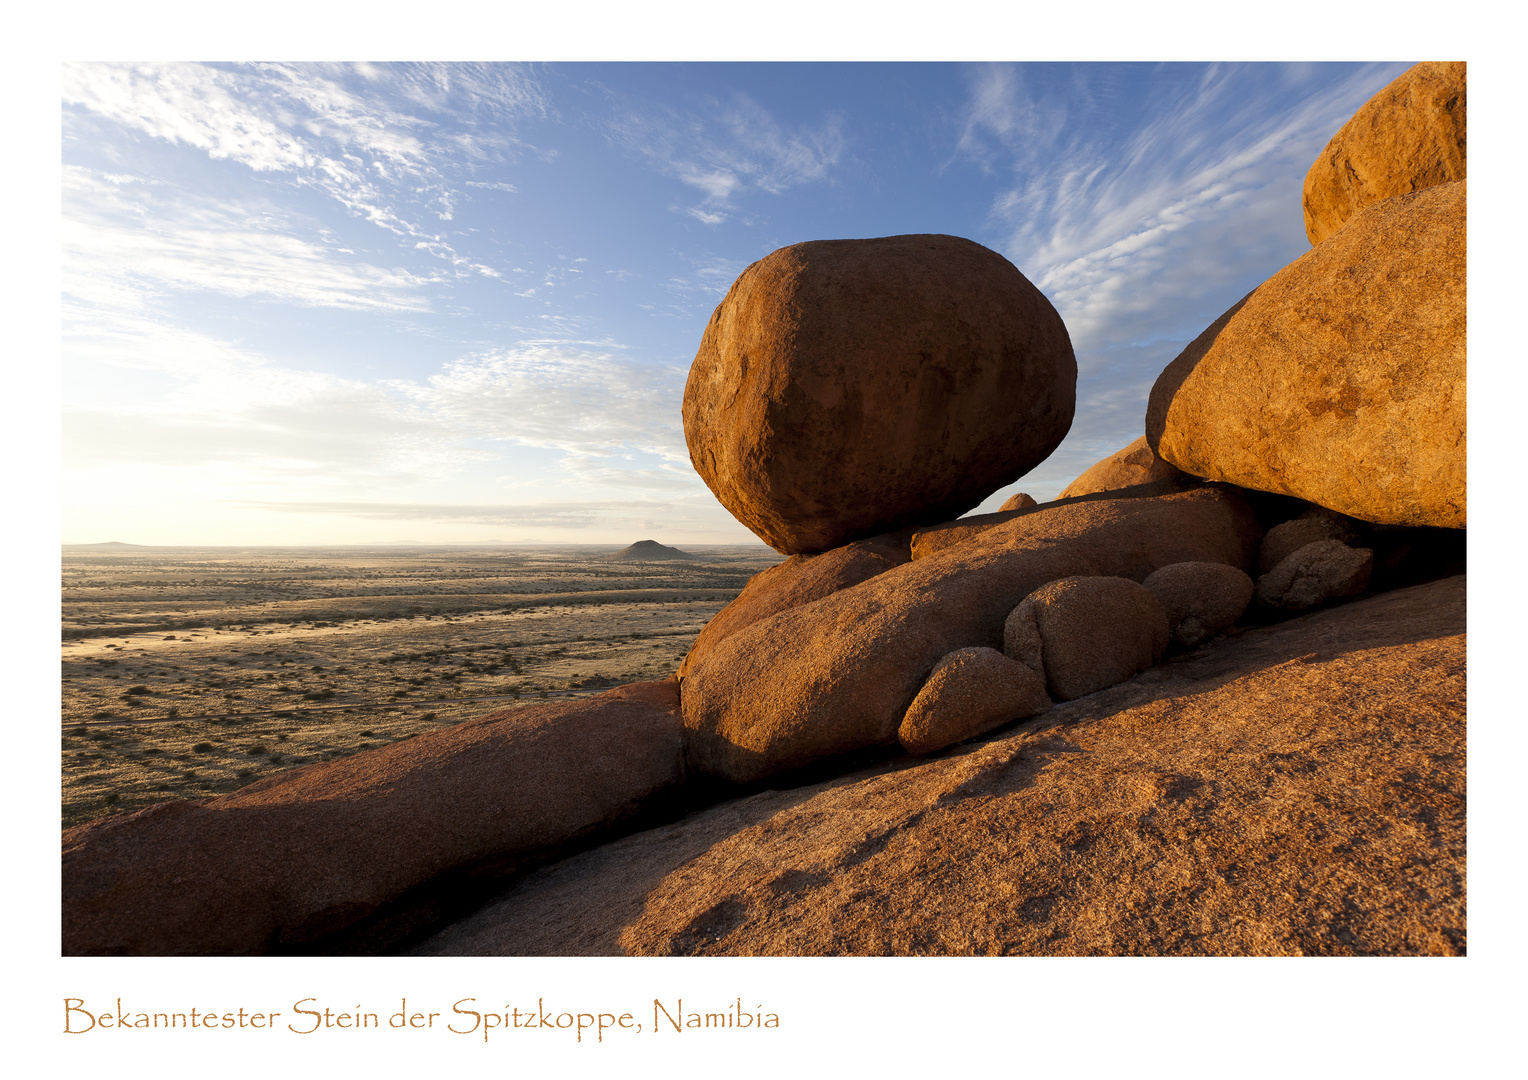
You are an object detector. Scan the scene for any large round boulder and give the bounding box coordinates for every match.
[1146,181,1465,529]
[1303,61,1466,246]
[683,234,1076,554]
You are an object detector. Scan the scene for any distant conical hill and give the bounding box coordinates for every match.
[611,540,697,562]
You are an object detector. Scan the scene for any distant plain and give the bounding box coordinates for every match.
[61,543,781,829]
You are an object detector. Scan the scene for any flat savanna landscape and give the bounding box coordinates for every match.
[61,542,781,829]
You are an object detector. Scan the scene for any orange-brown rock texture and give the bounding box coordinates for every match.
[681,485,1259,784]
[62,680,685,955]
[682,234,1076,554]
[1146,181,1465,529]
[412,575,1464,957]
[1058,435,1185,499]
[1303,61,1466,246]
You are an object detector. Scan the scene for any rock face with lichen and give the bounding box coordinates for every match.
[1146,181,1465,529]
[682,234,1076,554]
[1302,61,1465,245]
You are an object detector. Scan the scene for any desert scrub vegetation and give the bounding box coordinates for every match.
[61,543,783,829]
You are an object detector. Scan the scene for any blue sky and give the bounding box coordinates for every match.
[62,60,1414,545]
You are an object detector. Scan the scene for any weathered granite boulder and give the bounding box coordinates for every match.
[1259,507,1364,574]
[1004,577,1169,701]
[682,234,1076,554]
[898,647,1051,756]
[681,485,1260,784]
[413,576,1465,958]
[1059,435,1186,499]
[62,680,686,955]
[677,539,907,682]
[1256,540,1374,614]
[1146,181,1465,529]
[999,492,1038,512]
[1303,61,1466,245]
[1142,561,1255,649]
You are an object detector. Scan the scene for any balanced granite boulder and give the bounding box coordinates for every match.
[898,647,1051,756]
[681,485,1260,784]
[682,234,1076,554]
[677,538,908,682]
[1146,180,1465,529]
[1142,561,1255,649]
[1256,540,1374,614]
[1058,435,1186,499]
[62,680,686,955]
[1258,507,1364,574]
[1004,577,1169,701]
[1303,62,1466,246]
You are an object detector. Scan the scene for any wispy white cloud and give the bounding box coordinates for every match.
[960,62,1408,352]
[603,90,845,224]
[62,61,549,269]
[64,307,694,506]
[64,167,437,313]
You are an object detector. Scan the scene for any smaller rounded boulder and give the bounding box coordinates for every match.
[898,647,1051,756]
[1255,540,1374,614]
[1142,562,1254,649]
[1004,576,1169,702]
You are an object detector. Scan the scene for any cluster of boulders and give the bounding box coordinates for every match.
[61,62,1465,956]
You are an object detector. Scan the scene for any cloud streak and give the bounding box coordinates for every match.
[951,62,1410,506]
[962,62,1408,351]
[603,89,845,225]
[64,169,438,314]
[63,62,550,268]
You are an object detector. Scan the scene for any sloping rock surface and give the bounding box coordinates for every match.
[413,575,1465,957]
[62,680,686,955]
[677,538,907,682]
[682,485,1260,784]
[682,234,1076,554]
[1146,181,1465,528]
[1303,61,1466,245]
